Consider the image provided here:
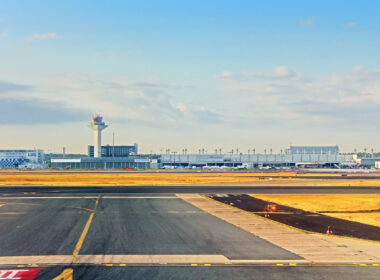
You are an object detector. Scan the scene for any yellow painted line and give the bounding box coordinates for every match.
[289,263,297,266]
[372,264,379,266]
[0,212,27,215]
[2,262,380,268]
[120,264,127,266]
[70,196,100,263]
[204,264,211,266]
[71,206,95,212]
[53,268,73,280]
[359,264,367,266]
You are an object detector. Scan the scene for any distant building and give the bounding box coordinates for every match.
[50,156,157,170]
[0,150,44,169]
[360,157,380,168]
[160,145,352,168]
[88,144,138,158]
[286,146,339,155]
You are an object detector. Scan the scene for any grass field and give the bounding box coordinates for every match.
[0,171,295,186]
[0,170,379,186]
[252,194,380,227]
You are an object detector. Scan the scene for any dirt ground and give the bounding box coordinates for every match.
[210,194,380,241]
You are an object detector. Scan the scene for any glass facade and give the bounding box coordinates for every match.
[88,144,138,157]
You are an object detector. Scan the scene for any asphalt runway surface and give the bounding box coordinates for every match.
[34,266,380,280]
[1,185,380,196]
[0,189,379,279]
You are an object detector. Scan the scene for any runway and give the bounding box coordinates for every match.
[0,185,379,196]
[0,189,378,279]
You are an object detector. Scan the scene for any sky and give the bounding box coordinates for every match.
[0,0,379,154]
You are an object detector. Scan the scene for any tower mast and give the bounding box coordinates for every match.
[88,115,108,158]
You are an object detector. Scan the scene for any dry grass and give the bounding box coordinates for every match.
[0,170,379,187]
[0,171,292,186]
[312,180,380,186]
[252,194,380,227]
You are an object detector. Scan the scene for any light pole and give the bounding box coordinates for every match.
[172,151,177,167]
[112,132,115,169]
[264,149,267,164]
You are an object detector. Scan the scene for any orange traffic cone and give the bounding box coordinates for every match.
[326,226,333,234]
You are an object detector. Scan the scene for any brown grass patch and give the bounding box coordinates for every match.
[252,194,380,227]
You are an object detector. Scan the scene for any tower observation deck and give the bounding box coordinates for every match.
[88,115,108,158]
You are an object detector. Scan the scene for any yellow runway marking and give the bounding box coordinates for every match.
[53,268,73,280]
[0,212,26,215]
[69,196,100,263]
[71,206,96,212]
[0,260,379,267]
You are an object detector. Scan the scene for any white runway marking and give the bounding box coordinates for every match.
[0,255,313,265]
[103,196,178,199]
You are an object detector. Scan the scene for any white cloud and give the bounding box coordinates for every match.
[176,103,187,113]
[346,22,357,28]
[216,66,380,127]
[26,33,57,41]
[7,73,201,127]
[299,17,316,26]
[94,50,142,59]
[0,30,7,37]
[217,66,295,80]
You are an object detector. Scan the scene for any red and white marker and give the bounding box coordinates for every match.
[0,269,41,280]
[326,226,333,235]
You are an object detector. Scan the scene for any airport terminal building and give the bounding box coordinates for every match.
[0,150,44,169]
[88,144,138,157]
[160,146,353,169]
[50,156,157,170]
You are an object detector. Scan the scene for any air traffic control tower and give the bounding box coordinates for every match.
[88,115,108,158]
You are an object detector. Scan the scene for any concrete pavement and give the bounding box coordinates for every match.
[177,194,380,263]
[0,191,378,279]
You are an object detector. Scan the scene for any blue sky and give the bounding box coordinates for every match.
[0,0,379,153]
